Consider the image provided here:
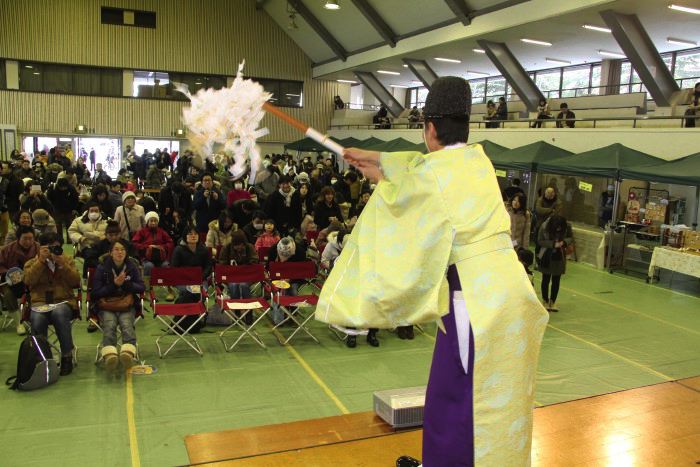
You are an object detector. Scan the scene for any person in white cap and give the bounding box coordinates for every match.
[113,191,145,241]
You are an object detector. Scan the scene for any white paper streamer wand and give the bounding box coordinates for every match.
[262,103,345,155]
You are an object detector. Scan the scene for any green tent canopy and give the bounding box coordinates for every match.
[471,140,510,158]
[283,136,342,152]
[537,143,665,179]
[620,152,700,186]
[337,136,362,147]
[488,141,572,171]
[354,136,385,149]
[364,137,419,152]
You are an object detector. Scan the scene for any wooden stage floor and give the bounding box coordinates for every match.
[185,377,700,466]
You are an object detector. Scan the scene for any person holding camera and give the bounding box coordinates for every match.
[24,232,81,376]
[193,173,226,239]
[0,225,38,335]
[536,214,573,312]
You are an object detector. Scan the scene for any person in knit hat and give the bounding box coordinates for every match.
[131,211,174,278]
[31,208,58,238]
[113,191,145,241]
[266,236,307,325]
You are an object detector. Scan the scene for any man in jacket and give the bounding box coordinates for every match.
[0,225,38,335]
[192,174,225,237]
[265,175,302,236]
[24,231,81,375]
[47,177,79,244]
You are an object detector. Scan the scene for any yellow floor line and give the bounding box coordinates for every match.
[272,329,350,415]
[126,370,142,467]
[560,286,700,337]
[546,324,672,382]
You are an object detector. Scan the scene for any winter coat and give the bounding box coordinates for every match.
[226,189,251,207]
[0,240,39,275]
[47,185,79,214]
[68,212,108,251]
[255,232,280,251]
[507,206,531,250]
[159,186,193,218]
[5,177,25,214]
[171,243,213,280]
[24,255,81,311]
[131,227,174,262]
[266,239,307,265]
[218,242,258,266]
[313,201,344,230]
[113,204,146,241]
[4,227,42,246]
[265,189,302,233]
[90,256,145,315]
[242,222,262,244]
[536,218,573,276]
[205,220,237,250]
[534,196,562,232]
[20,194,54,215]
[145,166,165,188]
[192,187,226,232]
[321,232,343,268]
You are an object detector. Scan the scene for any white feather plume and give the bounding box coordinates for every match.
[174,61,271,183]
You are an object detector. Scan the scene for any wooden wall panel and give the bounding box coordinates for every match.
[0,0,338,141]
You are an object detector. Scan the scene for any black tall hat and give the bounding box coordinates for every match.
[423,76,471,119]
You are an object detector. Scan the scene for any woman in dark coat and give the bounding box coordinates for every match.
[313,186,344,231]
[536,214,573,312]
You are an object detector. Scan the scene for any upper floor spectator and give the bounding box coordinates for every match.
[556,103,576,128]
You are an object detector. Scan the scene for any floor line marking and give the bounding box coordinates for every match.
[560,286,700,337]
[546,323,672,382]
[272,329,350,415]
[126,370,142,467]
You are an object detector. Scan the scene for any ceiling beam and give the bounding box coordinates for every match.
[350,0,397,47]
[444,0,471,26]
[288,0,348,61]
[468,0,531,21]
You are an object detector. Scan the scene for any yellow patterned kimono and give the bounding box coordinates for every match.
[316,144,549,465]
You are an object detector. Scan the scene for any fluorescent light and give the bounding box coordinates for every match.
[390,85,408,88]
[473,48,486,54]
[194,82,202,85]
[410,80,423,85]
[285,93,301,97]
[403,64,409,68]
[667,37,697,46]
[669,4,700,14]
[598,49,625,58]
[32,72,40,75]
[377,70,401,75]
[337,79,357,84]
[324,0,340,10]
[520,38,552,46]
[546,57,571,65]
[24,65,33,69]
[466,70,489,76]
[582,24,611,33]
[435,57,462,63]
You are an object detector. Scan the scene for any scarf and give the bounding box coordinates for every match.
[279,186,296,207]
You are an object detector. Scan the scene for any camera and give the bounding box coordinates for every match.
[49,245,63,255]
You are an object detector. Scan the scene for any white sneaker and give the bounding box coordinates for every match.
[16,323,26,336]
[549,301,559,312]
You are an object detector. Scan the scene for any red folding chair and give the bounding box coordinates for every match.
[86,267,145,363]
[149,267,207,358]
[267,261,320,345]
[257,246,271,263]
[305,230,319,243]
[213,264,270,351]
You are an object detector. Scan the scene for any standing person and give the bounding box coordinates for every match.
[0,162,13,244]
[534,187,562,242]
[91,240,144,371]
[502,178,525,202]
[496,96,508,125]
[265,175,302,236]
[46,178,79,244]
[537,215,573,312]
[192,174,225,238]
[598,184,615,228]
[226,178,251,207]
[484,100,498,128]
[89,148,96,172]
[318,77,548,466]
[507,192,531,250]
[684,82,700,127]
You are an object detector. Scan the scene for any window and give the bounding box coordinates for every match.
[18,62,121,96]
[561,66,591,97]
[590,65,601,95]
[619,62,632,94]
[674,49,700,89]
[485,77,506,100]
[469,79,485,104]
[535,69,561,98]
[101,7,156,29]
[0,60,5,89]
[133,70,226,100]
[254,78,304,108]
[409,86,429,108]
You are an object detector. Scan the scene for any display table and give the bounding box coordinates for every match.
[647,247,700,283]
[571,223,606,269]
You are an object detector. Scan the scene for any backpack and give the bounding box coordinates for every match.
[5,335,59,391]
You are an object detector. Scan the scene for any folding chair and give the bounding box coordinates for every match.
[257,246,272,263]
[213,264,271,351]
[267,261,320,345]
[149,267,207,358]
[86,268,145,363]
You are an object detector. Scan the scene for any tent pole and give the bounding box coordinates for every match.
[607,179,622,272]
[694,185,700,230]
[528,171,539,211]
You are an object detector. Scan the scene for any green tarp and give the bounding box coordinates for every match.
[488,141,572,171]
[337,137,362,147]
[537,143,665,179]
[363,137,418,152]
[354,136,385,149]
[283,136,343,152]
[620,152,700,186]
[472,140,510,158]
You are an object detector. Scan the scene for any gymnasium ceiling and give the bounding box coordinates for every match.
[258,0,700,86]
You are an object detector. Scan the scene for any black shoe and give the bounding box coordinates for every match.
[346,335,357,348]
[87,322,98,333]
[367,331,379,347]
[60,356,73,376]
[405,326,415,340]
[396,456,421,467]
[397,327,406,339]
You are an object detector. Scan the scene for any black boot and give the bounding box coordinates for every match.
[396,455,421,467]
[87,321,98,333]
[346,335,356,348]
[405,325,415,340]
[60,355,73,376]
[397,327,406,339]
[367,329,379,347]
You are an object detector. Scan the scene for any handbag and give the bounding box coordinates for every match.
[98,294,134,313]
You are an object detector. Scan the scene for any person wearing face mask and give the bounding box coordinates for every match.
[313,186,343,231]
[132,212,174,279]
[24,231,81,375]
[684,82,700,128]
[0,225,39,335]
[113,191,146,241]
[242,210,266,244]
[226,178,251,207]
[47,177,79,243]
[69,201,108,277]
[265,175,302,236]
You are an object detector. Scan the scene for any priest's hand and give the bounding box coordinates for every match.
[343,148,383,182]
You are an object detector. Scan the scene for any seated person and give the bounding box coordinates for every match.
[556,103,576,128]
[0,225,39,335]
[24,232,81,376]
[254,218,281,254]
[205,211,237,258]
[267,236,307,325]
[91,240,145,371]
[32,208,58,239]
[171,225,213,332]
[95,220,137,260]
[132,212,174,278]
[4,210,39,246]
[68,201,108,277]
[161,208,187,246]
[219,230,258,300]
[241,210,266,244]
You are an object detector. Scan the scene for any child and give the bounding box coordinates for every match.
[517,248,535,285]
[254,219,281,253]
